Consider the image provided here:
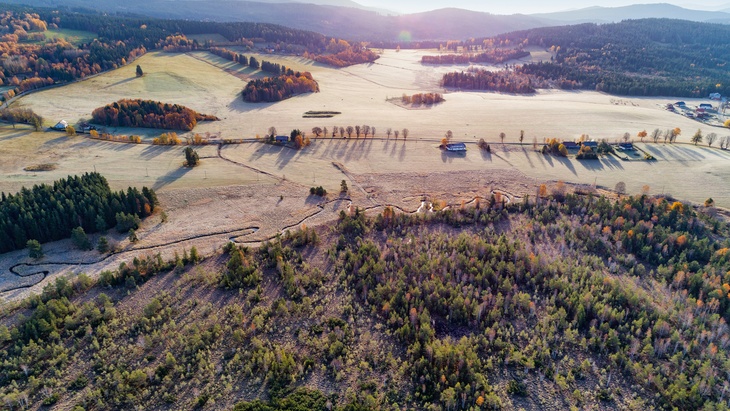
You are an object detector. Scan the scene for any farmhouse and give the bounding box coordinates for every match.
[275,135,289,144]
[675,101,686,107]
[445,142,467,152]
[562,141,580,149]
[699,103,713,110]
[51,120,68,131]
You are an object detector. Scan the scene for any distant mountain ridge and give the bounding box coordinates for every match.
[534,3,730,24]
[3,0,730,40]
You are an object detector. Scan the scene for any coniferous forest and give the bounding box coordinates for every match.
[91,99,218,131]
[0,173,157,253]
[443,19,730,97]
[1,192,729,410]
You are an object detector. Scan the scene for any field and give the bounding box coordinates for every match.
[2,48,730,299]
[21,28,97,45]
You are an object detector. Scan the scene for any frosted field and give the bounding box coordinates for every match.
[6,49,730,205]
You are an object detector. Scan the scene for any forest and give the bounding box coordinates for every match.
[421,48,529,65]
[0,187,729,410]
[242,72,319,103]
[0,4,362,102]
[0,172,157,253]
[449,19,730,97]
[442,68,536,94]
[91,99,218,131]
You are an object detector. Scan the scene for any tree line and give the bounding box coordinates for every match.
[91,99,218,131]
[421,48,529,65]
[0,172,157,253]
[209,47,296,75]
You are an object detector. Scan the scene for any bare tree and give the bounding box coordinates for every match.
[312,127,323,137]
[519,130,524,144]
[664,129,671,143]
[706,132,717,147]
[499,132,506,144]
[346,126,354,138]
[355,125,361,138]
[268,126,277,138]
[323,127,328,139]
[363,125,370,137]
[615,181,626,195]
[622,132,631,143]
[371,127,376,137]
[651,128,662,143]
[386,128,392,139]
[720,136,729,149]
[339,127,345,138]
[402,128,409,140]
[445,130,453,142]
[394,130,399,139]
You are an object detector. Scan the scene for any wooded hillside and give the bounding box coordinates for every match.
[458,19,730,97]
[1,191,729,410]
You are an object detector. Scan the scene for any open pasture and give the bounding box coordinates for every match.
[6,49,730,204]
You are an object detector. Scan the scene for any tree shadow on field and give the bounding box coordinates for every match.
[0,130,29,141]
[698,146,730,159]
[140,145,171,159]
[399,142,406,161]
[275,145,298,169]
[521,147,535,168]
[247,142,281,162]
[89,141,134,152]
[643,144,667,160]
[227,97,277,114]
[383,139,390,153]
[480,150,492,161]
[441,150,467,163]
[152,165,193,190]
[101,76,137,90]
[554,156,577,176]
[42,135,71,147]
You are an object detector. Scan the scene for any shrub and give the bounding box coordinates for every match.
[310,186,327,196]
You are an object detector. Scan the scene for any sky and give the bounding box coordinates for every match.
[356,0,730,14]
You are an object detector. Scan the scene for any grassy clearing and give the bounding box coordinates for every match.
[40,28,96,45]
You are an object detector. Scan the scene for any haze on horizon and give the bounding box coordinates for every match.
[355,0,730,14]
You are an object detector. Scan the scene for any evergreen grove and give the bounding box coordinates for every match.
[0,172,157,253]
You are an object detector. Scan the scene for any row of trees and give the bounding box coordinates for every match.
[242,72,319,103]
[209,47,294,75]
[0,172,157,253]
[400,93,444,105]
[91,99,218,131]
[421,48,529,65]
